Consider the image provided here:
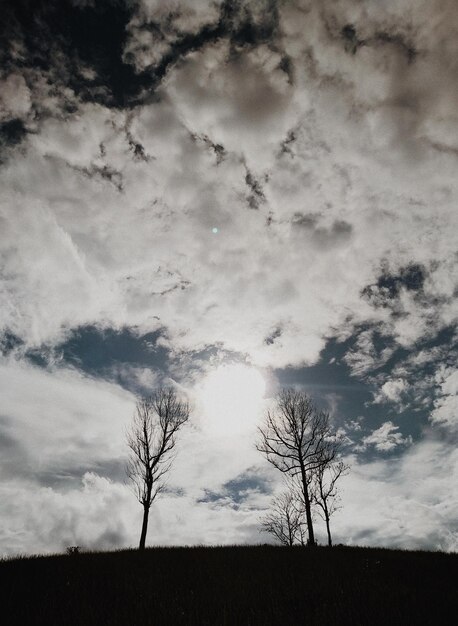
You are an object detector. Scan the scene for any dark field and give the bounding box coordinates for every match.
[1,544,457,625]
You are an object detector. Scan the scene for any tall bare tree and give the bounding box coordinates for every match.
[126,387,190,550]
[311,459,348,547]
[257,389,338,546]
[260,488,306,546]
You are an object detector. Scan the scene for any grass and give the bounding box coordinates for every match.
[1,544,457,625]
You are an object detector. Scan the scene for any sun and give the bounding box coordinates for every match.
[199,364,266,436]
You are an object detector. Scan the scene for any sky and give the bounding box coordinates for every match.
[0,0,457,555]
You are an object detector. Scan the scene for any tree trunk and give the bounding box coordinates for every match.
[300,464,315,546]
[325,513,332,547]
[139,504,149,550]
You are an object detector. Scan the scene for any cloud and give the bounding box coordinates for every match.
[0,74,32,123]
[0,354,271,554]
[0,469,268,556]
[0,351,456,555]
[0,356,135,482]
[0,0,457,370]
[373,378,409,406]
[0,0,457,554]
[336,438,458,552]
[0,473,134,556]
[163,40,294,169]
[2,429,456,555]
[124,0,224,71]
[431,367,458,430]
[343,329,395,377]
[359,421,412,452]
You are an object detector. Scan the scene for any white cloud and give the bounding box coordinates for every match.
[0,0,457,554]
[343,330,394,376]
[164,41,295,169]
[1,3,458,368]
[124,0,223,70]
[335,438,458,552]
[0,357,135,477]
[0,355,455,555]
[0,470,268,556]
[431,367,458,430]
[345,418,363,432]
[0,74,32,122]
[360,421,412,452]
[0,473,135,556]
[136,0,222,32]
[373,378,409,405]
[0,356,269,554]
[2,429,455,555]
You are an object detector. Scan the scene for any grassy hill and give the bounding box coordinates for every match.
[1,544,456,625]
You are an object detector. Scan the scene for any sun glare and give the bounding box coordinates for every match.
[199,364,266,436]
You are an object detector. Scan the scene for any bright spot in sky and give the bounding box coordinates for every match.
[212,227,219,234]
[199,364,266,436]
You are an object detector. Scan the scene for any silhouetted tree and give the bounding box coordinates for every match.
[260,487,306,546]
[311,459,348,546]
[126,387,190,550]
[257,389,338,546]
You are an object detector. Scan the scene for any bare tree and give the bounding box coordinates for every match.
[260,487,306,546]
[311,459,348,547]
[126,387,190,550]
[257,389,338,546]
